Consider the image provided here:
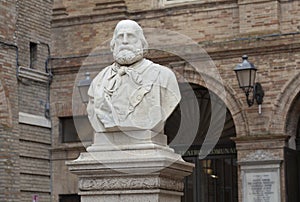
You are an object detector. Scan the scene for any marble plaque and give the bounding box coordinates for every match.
[243,169,280,202]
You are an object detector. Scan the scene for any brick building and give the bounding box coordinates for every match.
[0,0,52,201]
[1,0,300,201]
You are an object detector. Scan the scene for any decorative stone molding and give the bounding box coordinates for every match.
[240,150,278,162]
[93,0,127,14]
[18,66,51,83]
[242,150,275,161]
[53,0,68,19]
[79,177,184,192]
[160,177,184,191]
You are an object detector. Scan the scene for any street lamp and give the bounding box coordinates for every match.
[78,72,92,104]
[234,55,264,113]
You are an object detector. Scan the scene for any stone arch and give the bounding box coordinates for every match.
[0,76,12,128]
[285,92,300,149]
[173,67,248,137]
[269,72,300,135]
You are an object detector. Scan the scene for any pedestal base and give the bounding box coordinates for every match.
[67,131,194,202]
[81,190,182,202]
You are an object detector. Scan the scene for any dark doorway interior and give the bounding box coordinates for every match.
[285,91,300,202]
[165,83,238,202]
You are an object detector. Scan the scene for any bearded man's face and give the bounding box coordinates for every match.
[113,28,144,65]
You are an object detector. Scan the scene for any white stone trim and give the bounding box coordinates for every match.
[19,112,51,128]
[160,0,203,7]
[165,0,198,3]
[18,66,50,83]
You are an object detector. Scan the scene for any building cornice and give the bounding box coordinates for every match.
[205,32,300,59]
[50,33,300,75]
[51,0,237,28]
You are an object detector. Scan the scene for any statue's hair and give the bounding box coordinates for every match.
[110,20,148,52]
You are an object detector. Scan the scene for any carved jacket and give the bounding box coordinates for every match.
[87,59,181,132]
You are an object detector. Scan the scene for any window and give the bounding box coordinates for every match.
[60,116,93,143]
[30,42,38,69]
[59,194,80,202]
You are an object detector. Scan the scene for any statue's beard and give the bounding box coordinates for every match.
[113,47,143,65]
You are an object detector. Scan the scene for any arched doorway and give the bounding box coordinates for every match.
[165,83,238,202]
[285,91,300,202]
[286,92,300,150]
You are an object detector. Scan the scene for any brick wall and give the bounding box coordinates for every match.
[50,0,300,200]
[0,45,20,202]
[0,0,17,41]
[51,0,300,135]
[0,0,53,201]
[19,81,49,116]
[16,0,52,71]
[280,0,300,33]
[0,3,20,197]
[16,0,53,200]
[238,0,280,34]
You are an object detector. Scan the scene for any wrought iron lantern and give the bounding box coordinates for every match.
[234,55,264,113]
[78,72,92,104]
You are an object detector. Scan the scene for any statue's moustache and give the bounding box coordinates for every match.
[118,45,134,51]
[114,47,143,65]
[117,48,142,55]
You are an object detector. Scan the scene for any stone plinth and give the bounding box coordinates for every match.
[239,150,282,202]
[67,130,194,202]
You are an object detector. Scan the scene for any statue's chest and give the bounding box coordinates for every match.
[110,76,137,115]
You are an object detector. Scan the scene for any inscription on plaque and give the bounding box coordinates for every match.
[244,171,279,202]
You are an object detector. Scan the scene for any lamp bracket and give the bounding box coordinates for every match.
[254,82,264,105]
[245,82,264,107]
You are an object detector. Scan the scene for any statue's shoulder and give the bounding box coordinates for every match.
[147,61,178,88]
[150,61,174,75]
[151,62,176,78]
[92,65,113,83]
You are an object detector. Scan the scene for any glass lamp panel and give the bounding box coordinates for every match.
[78,85,90,104]
[249,69,257,87]
[236,69,251,88]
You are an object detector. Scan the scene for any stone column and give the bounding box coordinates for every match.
[67,130,194,202]
[234,135,289,202]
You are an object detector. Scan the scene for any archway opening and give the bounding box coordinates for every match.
[286,91,300,150]
[165,83,237,202]
[284,91,300,202]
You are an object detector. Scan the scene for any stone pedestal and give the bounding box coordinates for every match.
[67,130,194,202]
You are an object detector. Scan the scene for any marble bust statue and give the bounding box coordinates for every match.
[87,20,181,133]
